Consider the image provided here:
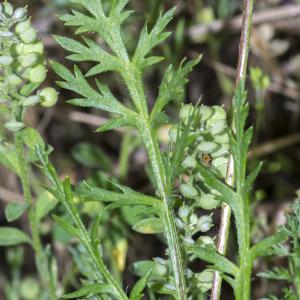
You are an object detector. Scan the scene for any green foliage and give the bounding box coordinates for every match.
[5,202,29,222]
[0,1,298,300]
[0,3,58,299]
[53,1,201,298]
[258,197,300,299]
[0,227,31,246]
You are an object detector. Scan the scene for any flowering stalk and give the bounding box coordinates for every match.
[0,3,58,298]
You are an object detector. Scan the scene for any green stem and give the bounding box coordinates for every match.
[210,0,255,299]
[119,132,133,181]
[233,196,252,299]
[14,131,56,300]
[140,124,187,300]
[66,199,128,299]
[123,63,187,299]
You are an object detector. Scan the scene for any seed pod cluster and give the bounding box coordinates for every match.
[171,104,229,246]
[174,104,230,210]
[176,204,213,241]
[0,3,58,131]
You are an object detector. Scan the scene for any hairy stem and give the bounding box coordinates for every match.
[210,0,255,299]
[124,63,187,299]
[140,123,187,300]
[14,131,56,300]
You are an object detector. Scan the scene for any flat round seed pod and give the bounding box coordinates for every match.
[15,19,31,35]
[19,53,37,68]
[4,121,25,132]
[180,183,198,198]
[20,28,37,44]
[196,194,220,210]
[0,55,13,65]
[182,155,197,169]
[29,64,47,83]
[211,144,229,158]
[40,87,58,107]
[197,141,218,153]
[214,132,229,144]
[199,105,214,121]
[209,119,227,135]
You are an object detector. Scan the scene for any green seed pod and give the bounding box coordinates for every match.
[178,205,190,219]
[217,164,228,178]
[197,141,218,153]
[197,215,213,232]
[196,270,213,293]
[189,213,198,226]
[40,87,58,107]
[22,42,44,55]
[29,64,47,83]
[212,157,228,169]
[196,235,215,248]
[182,155,197,169]
[199,105,214,121]
[19,53,38,68]
[179,104,194,122]
[214,132,229,144]
[3,2,13,16]
[20,277,40,300]
[183,236,195,245]
[15,19,31,35]
[8,74,22,85]
[0,55,13,66]
[23,95,40,107]
[168,125,179,143]
[180,183,198,199]
[154,263,168,277]
[211,144,229,158]
[4,121,25,132]
[211,106,227,120]
[0,31,14,37]
[196,194,220,210]
[196,269,213,283]
[6,247,24,269]
[209,119,227,135]
[175,217,184,228]
[13,7,27,21]
[20,28,37,44]
[165,284,176,291]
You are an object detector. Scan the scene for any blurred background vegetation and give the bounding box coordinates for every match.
[2,0,300,299]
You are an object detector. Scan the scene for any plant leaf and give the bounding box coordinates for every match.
[61,283,115,299]
[52,215,80,238]
[71,142,113,170]
[132,217,164,234]
[36,191,59,221]
[251,229,289,259]
[130,269,152,300]
[188,245,239,277]
[257,267,291,282]
[5,202,29,222]
[151,56,202,121]
[0,227,31,246]
[96,117,130,133]
[133,8,176,68]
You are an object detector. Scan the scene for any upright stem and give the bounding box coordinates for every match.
[210,0,255,299]
[124,64,187,300]
[140,124,187,300]
[14,131,56,300]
